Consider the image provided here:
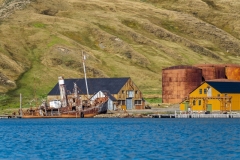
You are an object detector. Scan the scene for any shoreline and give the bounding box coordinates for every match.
[2,108,240,119]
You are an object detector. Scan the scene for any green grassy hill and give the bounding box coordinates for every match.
[1,0,240,111]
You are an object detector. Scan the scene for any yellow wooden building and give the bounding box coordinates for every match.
[180,81,240,113]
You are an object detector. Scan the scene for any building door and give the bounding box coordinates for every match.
[126,98,133,110]
[207,104,212,112]
[184,102,189,111]
[108,100,113,110]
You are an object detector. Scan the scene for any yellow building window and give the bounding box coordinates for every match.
[193,100,196,106]
[199,89,202,94]
[204,89,207,94]
[199,100,201,105]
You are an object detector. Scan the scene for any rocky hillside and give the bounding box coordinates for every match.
[0,0,240,107]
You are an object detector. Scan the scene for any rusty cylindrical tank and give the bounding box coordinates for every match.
[162,65,202,104]
[225,64,240,81]
[194,64,226,81]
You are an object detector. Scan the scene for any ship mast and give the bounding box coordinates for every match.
[82,51,89,99]
[73,82,81,111]
[58,76,68,107]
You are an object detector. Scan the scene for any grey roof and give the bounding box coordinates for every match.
[206,81,240,93]
[48,77,130,95]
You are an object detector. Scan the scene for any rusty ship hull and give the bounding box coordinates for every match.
[19,97,108,119]
[21,113,96,118]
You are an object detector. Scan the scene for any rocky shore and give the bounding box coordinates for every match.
[94,106,179,118]
[94,112,151,118]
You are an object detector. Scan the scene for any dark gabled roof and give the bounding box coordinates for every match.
[48,77,130,95]
[206,81,240,93]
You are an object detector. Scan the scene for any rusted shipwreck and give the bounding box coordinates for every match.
[15,52,108,118]
[16,76,109,118]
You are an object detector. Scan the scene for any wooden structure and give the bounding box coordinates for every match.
[47,77,144,110]
[180,81,240,112]
[90,90,116,111]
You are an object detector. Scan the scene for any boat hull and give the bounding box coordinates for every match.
[18,97,108,119]
[21,113,96,118]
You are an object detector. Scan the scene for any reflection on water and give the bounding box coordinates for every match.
[0,118,240,159]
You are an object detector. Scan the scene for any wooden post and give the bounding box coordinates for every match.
[230,99,232,117]
[20,93,22,116]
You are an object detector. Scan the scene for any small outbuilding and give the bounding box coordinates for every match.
[90,90,117,111]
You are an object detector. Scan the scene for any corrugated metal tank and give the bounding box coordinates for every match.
[225,64,240,81]
[162,65,202,104]
[194,64,226,80]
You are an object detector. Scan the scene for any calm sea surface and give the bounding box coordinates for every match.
[0,118,240,160]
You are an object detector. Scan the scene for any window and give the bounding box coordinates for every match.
[127,91,134,98]
[117,100,126,105]
[135,90,138,95]
[193,100,196,106]
[204,89,207,94]
[199,100,201,105]
[199,89,202,94]
[122,90,125,94]
[117,100,121,105]
[134,100,142,105]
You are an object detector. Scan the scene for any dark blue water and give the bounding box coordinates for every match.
[0,118,240,160]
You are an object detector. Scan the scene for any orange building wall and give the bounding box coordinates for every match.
[228,94,240,111]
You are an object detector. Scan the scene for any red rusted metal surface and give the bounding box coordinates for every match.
[206,79,240,82]
[194,64,226,80]
[225,65,240,81]
[162,65,202,104]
